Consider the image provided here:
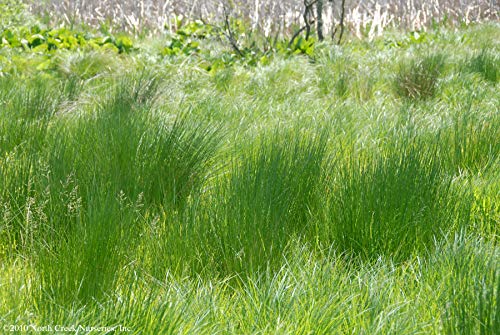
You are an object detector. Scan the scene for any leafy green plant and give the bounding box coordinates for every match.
[277,36,316,56]
[160,19,317,71]
[161,20,216,57]
[385,30,429,48]
[1,25,134,53]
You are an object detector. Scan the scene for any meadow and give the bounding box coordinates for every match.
[0,5,499,333]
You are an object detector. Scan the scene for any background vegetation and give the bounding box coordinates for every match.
[26,0,500,37]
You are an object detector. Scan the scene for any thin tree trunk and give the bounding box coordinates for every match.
[338,0,346,44]
[316,0,324,41]
[304,0,311,40]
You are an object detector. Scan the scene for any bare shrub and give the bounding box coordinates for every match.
[26,0,499,37]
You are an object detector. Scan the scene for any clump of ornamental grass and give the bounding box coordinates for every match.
[394,53,445,100]
[33,195,141,308]
[47,72,221,210]
[0,76,60,250]
[444,104,500,174]
[327,137,471,261]
[464,48,498,83]
[206,127,330,276]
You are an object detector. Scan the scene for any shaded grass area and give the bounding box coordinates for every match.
[0,24,499,334]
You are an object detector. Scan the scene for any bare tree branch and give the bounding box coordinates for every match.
[223,7,245,57]
[303,0,318,41]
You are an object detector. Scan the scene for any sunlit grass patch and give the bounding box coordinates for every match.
[327,137,471,261]
[0,23,498,334]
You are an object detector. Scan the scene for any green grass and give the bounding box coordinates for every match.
[0,23,499,334]
[465,48,499,83]
[205,127,330,276]
[393,53,446,100]
[327,136,472,261]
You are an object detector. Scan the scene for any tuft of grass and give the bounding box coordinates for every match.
[0,76,57,155]
[55,50,119,80]
[394,53,446,100]
[465,48,499,83]
[33,195,140,309]
[0,77,60,251]
[206,127,330,276]
[47,73,222,210]
[135,113,222,209]
[446,106,500,174]
[327,137,471,261]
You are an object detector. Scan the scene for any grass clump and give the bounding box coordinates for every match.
[465,48,499,83]
[34,196,140,308]
[445,107,500,174]
[394,53,446,100]
[48,73,221,210]
[327,138,471,261]
[430,235,499,335]
[207,128,329,275]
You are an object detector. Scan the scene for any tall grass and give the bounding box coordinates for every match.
[205,127,330,275]
[393,53,446,100]
[0,77,60,251]
[430,234,499,334]
[465,48,499,83]
[446,101,500,174]
[327,137,472,261]
[4,237,496,334]
[34,196,140,308]
[46,73,222,210]
[0,24,499,334]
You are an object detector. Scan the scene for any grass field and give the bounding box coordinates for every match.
[0,12,499,334]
